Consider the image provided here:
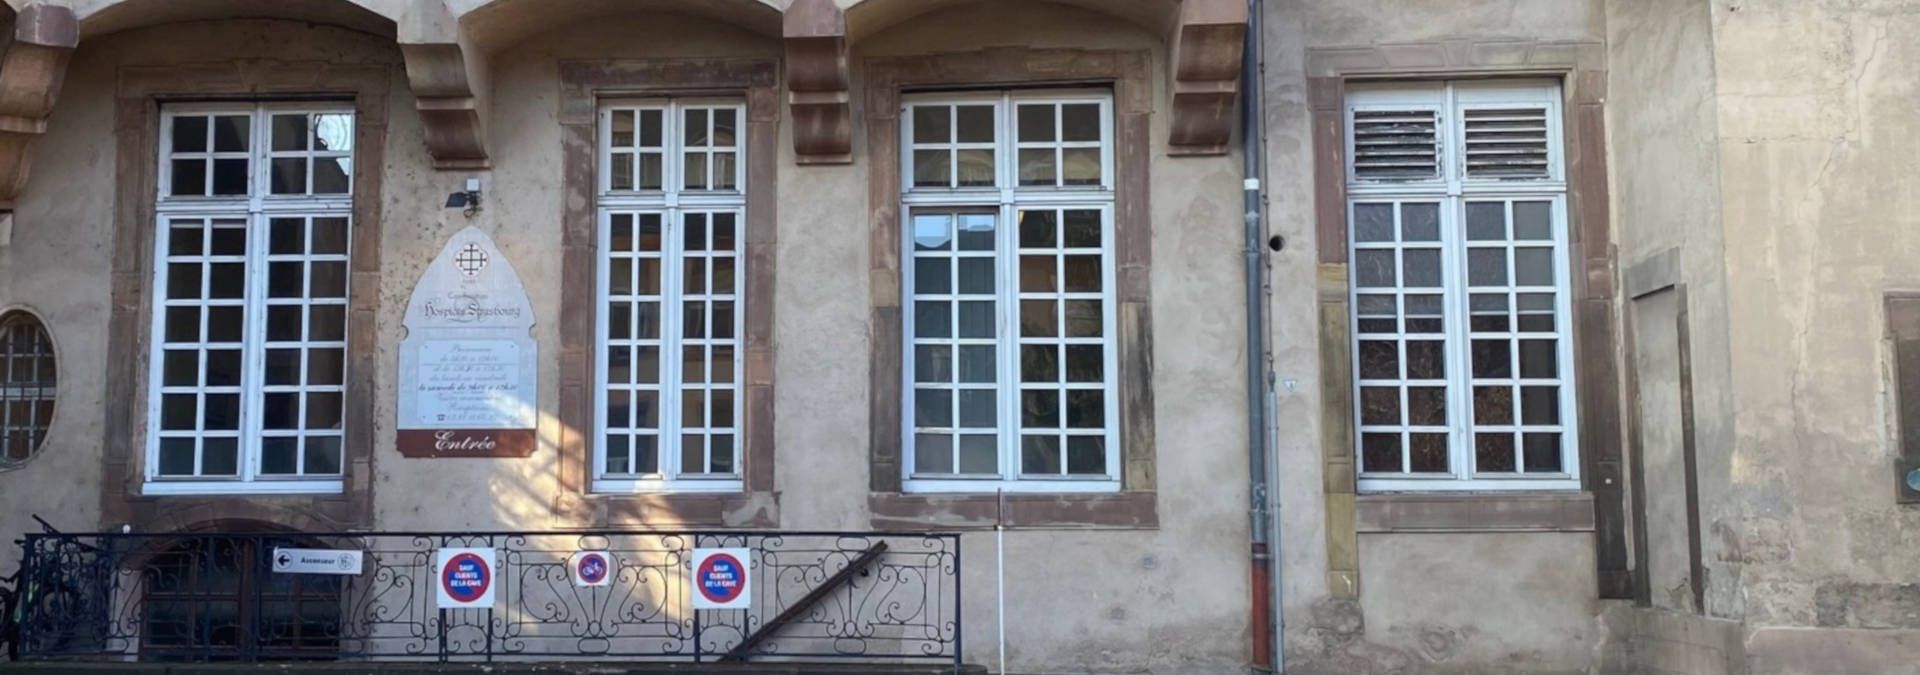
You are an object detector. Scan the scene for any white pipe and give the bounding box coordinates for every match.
[997,489,1008,675]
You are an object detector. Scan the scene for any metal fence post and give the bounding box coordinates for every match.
[953,533,963,673]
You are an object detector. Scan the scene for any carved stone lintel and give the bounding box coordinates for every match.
[1168,0,1246,156]
[784,0,850,164]
[0,3,77,210]
[400,0,489,170]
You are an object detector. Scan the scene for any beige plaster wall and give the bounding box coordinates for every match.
[1605,0,1737,616]
[0,3,1257,673]
[1707,0,1920,629]
[368,12,781,534]
[0,17,407,566]
[1262,1,1611,672]
[850,4,1254,672]
[1358,532,1598,674]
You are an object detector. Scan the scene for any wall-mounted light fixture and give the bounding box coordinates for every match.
[446,177,482,217]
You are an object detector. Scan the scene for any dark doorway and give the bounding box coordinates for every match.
[139,535,342,661]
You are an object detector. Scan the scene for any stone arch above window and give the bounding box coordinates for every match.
[0,308,57,468]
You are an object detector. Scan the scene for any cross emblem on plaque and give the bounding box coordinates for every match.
[455,243,490,276]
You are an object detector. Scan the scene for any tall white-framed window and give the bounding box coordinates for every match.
[901,90,1120,493]
[594,98,745,493]
[146,102,355,495]
[1346,80,1579,492]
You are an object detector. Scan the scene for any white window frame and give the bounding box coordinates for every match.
[145,102,355,496]
[1346,80,1581,492]
[900,89,1121,494]
[0,309,57,468]
[593,97,746,494]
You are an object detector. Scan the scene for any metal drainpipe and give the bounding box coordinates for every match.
[1241,0,1280,672]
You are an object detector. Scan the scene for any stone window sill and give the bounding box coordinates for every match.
[869,491,1157,531]
[566,491,781,529]
[1355,491,1594,533]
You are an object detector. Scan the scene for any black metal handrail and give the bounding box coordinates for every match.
[10,528,961,667]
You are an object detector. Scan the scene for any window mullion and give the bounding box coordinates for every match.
[1443,195,1474,482]
[241,210,268,482]
[662,207,684,480]
[997,202,1018,481]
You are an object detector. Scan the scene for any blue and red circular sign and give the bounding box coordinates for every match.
[575,551,610,585]
[441,552,492,604]
[696,552,747,605]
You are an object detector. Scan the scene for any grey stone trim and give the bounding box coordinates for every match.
[1355,492,1596,533]
[103,60,393,532]
[862,47,1158,529]
[553,57,781,528]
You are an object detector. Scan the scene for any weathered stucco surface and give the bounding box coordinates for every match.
[1706,0,1920,642]
[1601,0,1920,670]
[5,0,1919,672]
[0,2,1252,673]
[1263,1,1611,673]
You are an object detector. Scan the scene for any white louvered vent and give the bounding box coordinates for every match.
[1351,109,1439,181]
[1463,107,1551,179]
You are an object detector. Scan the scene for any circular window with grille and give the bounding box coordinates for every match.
[0,310,56,467]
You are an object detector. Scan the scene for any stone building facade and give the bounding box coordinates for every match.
[0,0,1912,673]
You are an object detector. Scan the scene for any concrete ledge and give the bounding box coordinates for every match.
[869,491,1158,531]
[1748,626,1920,675]
[1355,492,1595,533]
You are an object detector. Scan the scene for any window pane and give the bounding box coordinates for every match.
[957,345,995,383]
[914,433,953,474]
[1476,433,1517,472]
[1409,433,1448,472]
[270,158,306,194]
[958,390,995,428]
[212,116,248,152]
[1018,149,1056,187]
[611,110,635,146]
[1522,433,1562,473]
[1066,436,1105,474]
[912,106,950,144]
[685,109,709,146]
[1020,435,1060,474]
[956,106,994,143]
[1063,210,1101,248]
[1061,147,1101,185]
[171,160,207,196]
[314,113,354,152]
[304,437,343,474]
[1361,433,1401,473]
[957,435,997,474]
[915,389,952,428]
[913,149,951,188]
[1467,202,1506,240]
[1514,201,1553,240]
[212,159,248,195]
[1061,104,1100,142]
[173,116,208,153]
[713,109,737,146]
[914,258,951,294]
[160,395,195,427]
[1017,104,1055,143]
[1353,204,1393,242]
[1019,210,1057,248]
[272,115,308,152]
[1401,203,1440,241]
[956,149,995,187]
[313,158,351,194]
[202,438,239,475]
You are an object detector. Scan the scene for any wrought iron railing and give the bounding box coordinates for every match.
[9,530,961,666]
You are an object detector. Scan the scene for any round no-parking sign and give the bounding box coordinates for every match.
[571,550,612,587]
[691,548,752,610]
[436,548,497,608]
